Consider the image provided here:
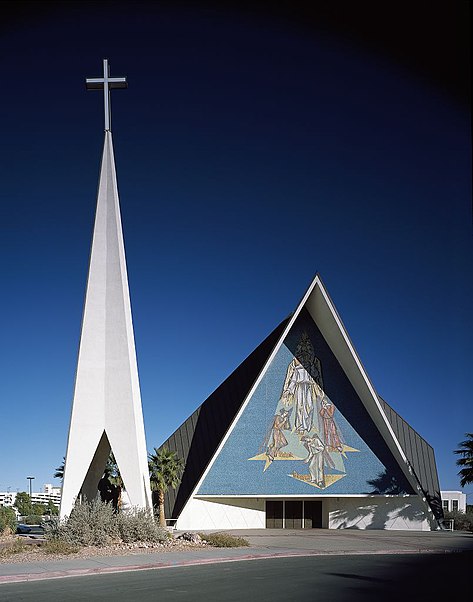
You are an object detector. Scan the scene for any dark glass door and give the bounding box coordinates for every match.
[304,500,322,528]
[266,501,283,528]
[285,500,303,529]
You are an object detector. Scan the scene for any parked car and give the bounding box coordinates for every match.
[16,523,45,536]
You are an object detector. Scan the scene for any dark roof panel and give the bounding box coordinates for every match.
[378,397,442,520]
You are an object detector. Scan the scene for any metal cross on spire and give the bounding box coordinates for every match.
[86,59,127,131]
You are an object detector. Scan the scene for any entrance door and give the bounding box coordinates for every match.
[285,500,303,529]
[304,500,322,528]
[266,501,283,528]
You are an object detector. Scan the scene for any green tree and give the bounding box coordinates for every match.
[45,499,59,516]
[14,492,33,516]
[148,447,184,527]
[0,506,16,534]
[454,433,473,487]
[31,503,47,516]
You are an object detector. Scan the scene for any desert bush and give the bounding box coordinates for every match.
[45,498,119,547]
[0,506,16,534]
[117,507,168,543]
[44,499,168,547]
[198,532,249,547]
[444,510,473,532]
[0,540,28,558]
[41,539,79,555]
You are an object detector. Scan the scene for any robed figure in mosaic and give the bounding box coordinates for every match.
[280,332,324,434]
[265,408,291,462]
[249,330,358,489]
[319,397,343,451]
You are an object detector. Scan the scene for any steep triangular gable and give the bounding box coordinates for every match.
[197,307,413,496]
[163,275,438,518]
[177,275,438,512]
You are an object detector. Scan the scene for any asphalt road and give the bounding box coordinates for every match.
[0,552,470,602]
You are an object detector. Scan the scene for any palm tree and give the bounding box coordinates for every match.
[54,457,66,482]
[454,433,473,487]
[148,447,184,527]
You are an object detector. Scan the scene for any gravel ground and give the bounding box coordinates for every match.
[0,534,209,563]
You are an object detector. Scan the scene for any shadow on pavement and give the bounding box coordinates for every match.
[326,551,472,600]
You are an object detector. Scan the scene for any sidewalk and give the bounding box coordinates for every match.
[1,529,472,585]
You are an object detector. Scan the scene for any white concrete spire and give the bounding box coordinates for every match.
[60,131,152,518]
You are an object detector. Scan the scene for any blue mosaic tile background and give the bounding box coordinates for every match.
[197,314,409,496]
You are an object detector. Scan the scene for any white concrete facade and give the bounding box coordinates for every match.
[176,498,266,530]
[175,495,432,531]
[60,132,152,518]
[441,491,467,513]
[327,496,432,530]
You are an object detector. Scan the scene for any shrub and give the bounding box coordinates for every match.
[444,510,473,532]
[44,499,168,547]
[0,540,28,558]
[45,498,119,547]
[41,540,79,555]
[24,515,43,525]
[117,507,168,544]
[0,506,16,534]
[198,532,249,548]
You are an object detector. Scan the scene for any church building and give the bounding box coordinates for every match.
[162,275,443,530]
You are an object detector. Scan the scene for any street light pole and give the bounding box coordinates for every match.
[27,476,35,498]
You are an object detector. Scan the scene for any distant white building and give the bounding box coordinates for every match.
[31,484,61,509]
[441,491,467,513]
[0,484,62,514]
[0,491,16,509]
[43,484,62,497]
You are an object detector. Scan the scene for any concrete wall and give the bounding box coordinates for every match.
[327,495,433,530]
[176,497,266,530]
[176,495,434,531]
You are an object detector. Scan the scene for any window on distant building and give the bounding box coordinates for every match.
[452,500,459,512]
[443,500,449,512]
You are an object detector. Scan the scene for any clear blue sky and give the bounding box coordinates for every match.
[0,2,471,501]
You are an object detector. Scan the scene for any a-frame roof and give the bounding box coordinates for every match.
[162,274,442,521]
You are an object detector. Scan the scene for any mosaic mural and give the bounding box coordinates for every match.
[248,331,359,489]
[197,315,407,496]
